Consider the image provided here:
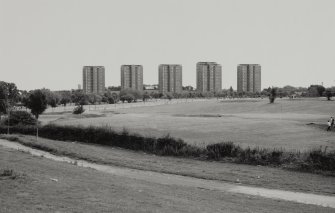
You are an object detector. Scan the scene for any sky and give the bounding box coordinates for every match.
[1,0,335,91]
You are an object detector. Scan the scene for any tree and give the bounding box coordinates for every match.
[269,87,277,103]
[282,85,296,96]
[26,89,48,140]
[112,92,119,103]
[60,95,71,106]
[0,81,19,115]
[229,86,234,97]
[1,111,36,126]
[87,94,102,104]
[0,100,6,117]
[215,91,227,99]
[57,91,71,107]
[150,92,163,99]
[103,91,116,104]
[182,86,194,91]
[119,88,143,102]
[165,93,173,101]
[325,89,333,101]
[107,86,121,91]
[0,81,19,134]
[40,89,60,108]
[307,85,325,97]
[71,90,89,106]
[317,85,326,97]
[142,93,151,102]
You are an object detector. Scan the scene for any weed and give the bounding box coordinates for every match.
[0,169,21,180]
[0,169,13,177]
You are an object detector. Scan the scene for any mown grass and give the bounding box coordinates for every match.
[1,124,334,175]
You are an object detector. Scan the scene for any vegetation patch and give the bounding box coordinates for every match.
[72,105,85,114]
[174,114,230,118]
[1,124,334,175]
[0,169,23,180]
[0,111,37,126]
[73,113,106,119]
[220,99,261,103]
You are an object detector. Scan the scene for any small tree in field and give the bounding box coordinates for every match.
[73,105,85,114]
[269,87,277,103]
[142,93,150,102]
[325,89,332,101]
[26,90,47,140]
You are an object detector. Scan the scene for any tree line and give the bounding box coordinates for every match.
[1,81,334,118]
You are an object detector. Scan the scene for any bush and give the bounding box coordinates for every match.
[207,142,241,159]
[207,142,289,166]
[156,135,188,156]
[0,169,21,180]
[306,149,335,171]
[238,148,284,165]
[1,111,36,126]
[73,105,85,114]
[120,94,135,103]
[0,169,14,177]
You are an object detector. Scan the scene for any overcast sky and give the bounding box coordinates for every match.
[1,0,335,91]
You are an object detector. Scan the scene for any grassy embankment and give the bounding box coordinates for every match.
[2,147,333,213]
[1,124,334,175]
[1,134,334,195]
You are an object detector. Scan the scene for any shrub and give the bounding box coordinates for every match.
[306,149,335,171]
[0,169,20,180]
[73,105,85,114]
[155,135,188,156]
[237,147,285,165]
[206,142,241,159]
[0,169,13,177]
[120,94,135,103]
[207,143,288,166]
[1,111,36,126]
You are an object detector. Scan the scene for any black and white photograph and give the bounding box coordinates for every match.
[0,0,334,212]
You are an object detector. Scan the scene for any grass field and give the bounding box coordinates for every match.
[3,134,334,195]
[1,138,334,212]
[41,98,335,151]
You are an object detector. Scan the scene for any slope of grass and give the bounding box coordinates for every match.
[2,147,332,213]
[1,123,334,175]
[2,134,335,195]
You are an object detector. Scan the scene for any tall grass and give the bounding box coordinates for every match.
[0,124,203,157]
[0,169,21,180]
[1,124,334,174]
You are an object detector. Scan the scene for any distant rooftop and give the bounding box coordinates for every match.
[238,64,260,66]
[159,64,182,66]
[83,66,105,68]
[197,62,219,64]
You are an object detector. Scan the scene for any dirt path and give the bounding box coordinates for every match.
[1,139,334,209]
